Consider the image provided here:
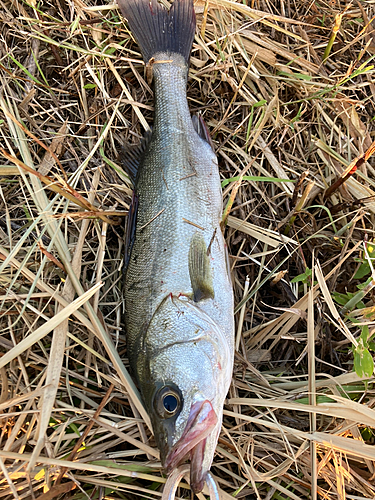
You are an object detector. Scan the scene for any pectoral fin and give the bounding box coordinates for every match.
[188,232,214,302]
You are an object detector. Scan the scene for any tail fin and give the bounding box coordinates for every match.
[118,0,196,65]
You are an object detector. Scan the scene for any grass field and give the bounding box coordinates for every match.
[1,0,375,498]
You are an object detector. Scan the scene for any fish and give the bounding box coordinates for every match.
[117,0,234,494]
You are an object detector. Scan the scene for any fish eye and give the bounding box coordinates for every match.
[154,385,182,419]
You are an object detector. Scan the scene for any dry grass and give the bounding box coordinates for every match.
[1,0,375,498]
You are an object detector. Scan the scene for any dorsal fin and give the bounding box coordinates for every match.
[124,192,138,270]
[121,131,152,184]
[188,232,214,302]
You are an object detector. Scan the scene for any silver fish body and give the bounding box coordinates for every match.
[119,0,234,493]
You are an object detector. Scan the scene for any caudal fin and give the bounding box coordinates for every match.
[118,0,196,65]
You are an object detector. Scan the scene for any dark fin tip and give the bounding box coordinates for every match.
[193,285,214,303]
[118,0,196,65]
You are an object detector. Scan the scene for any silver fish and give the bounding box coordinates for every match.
[118,0,234,493]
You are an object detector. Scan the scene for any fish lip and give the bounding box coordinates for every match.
[164,399,218,494]
[190,437,208,493]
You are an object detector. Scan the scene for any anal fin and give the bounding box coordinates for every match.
[192,114,215,152]
[188,232,214,302]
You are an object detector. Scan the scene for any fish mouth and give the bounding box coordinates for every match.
[164,400,218,494]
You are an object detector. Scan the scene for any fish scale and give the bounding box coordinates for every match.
[126,56,227,350]
[119,0,234,494]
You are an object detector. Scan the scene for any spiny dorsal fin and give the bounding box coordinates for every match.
[188,232,214,302]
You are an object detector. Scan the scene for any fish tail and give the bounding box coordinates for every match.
[118,0,196,65]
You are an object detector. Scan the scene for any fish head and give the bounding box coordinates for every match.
[137,295,233,494]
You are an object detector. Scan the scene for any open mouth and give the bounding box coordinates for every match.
[164,399,218,493]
